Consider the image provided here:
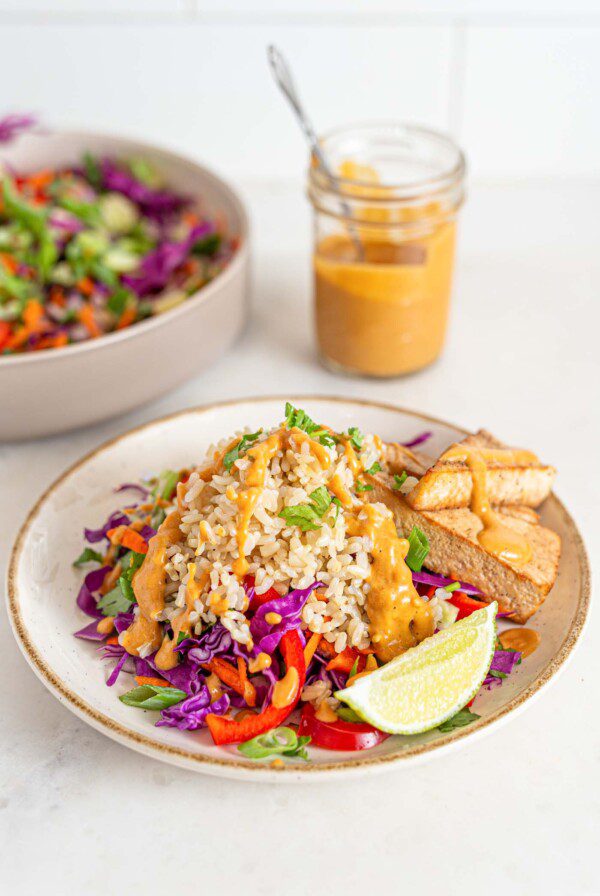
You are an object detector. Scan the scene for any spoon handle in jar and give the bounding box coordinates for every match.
[267,44,364,261]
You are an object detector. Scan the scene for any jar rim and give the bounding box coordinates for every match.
[309,120,466,198]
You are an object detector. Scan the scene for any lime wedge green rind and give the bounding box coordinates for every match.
[335,602,497,735]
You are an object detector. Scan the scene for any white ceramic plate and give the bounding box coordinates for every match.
[0,130,249,440]
[7,397,590,781]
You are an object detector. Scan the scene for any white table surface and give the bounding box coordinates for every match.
[2,178,598,896]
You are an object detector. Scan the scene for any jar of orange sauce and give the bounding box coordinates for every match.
[308,123,466,377]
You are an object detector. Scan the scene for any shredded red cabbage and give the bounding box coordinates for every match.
[114,483,150,499]
[0,113,37,143]
[76,565,110,618]
[100,158,188,223]
[250,582,322,654]
[122,221,213,297]
[138,524,156,542]
[156,688,229,731]
[74,620,106,641]
[84,511,129,544]
[482,648,522,690]
[402,431,433,449]
[113,612,135,633]
[177,623,233,665]
[411,569,482,596]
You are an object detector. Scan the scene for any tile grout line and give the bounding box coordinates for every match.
[0,10,599,27]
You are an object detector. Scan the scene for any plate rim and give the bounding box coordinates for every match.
[6,395,592,778]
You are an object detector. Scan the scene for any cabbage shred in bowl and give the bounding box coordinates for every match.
[0,154,237,353]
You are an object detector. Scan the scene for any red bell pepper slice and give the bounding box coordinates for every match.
[0,320,11,352]
[325,646,365,674]
[243,574,283,611]
[447,591,488,620]
[206,629,306,745]
[298,704,389,752]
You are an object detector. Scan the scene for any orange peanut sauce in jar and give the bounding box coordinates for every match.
[308,124,466,378]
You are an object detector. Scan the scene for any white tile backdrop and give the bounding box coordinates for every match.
[0,1,598,181]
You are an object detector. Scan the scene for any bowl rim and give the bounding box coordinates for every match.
[0,127,250,367]
[6,395,592,778]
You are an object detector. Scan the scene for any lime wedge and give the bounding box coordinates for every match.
[335,602,497,735]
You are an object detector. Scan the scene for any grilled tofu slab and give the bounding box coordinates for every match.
[406,429,556,511]
[368,474,561,623]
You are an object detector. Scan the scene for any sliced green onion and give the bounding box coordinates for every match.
[119,685,187,711]
[238,727,311,761]
[405,526,429,572]
[393,471,408,490]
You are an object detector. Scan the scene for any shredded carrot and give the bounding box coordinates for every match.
[106,636,119,645]
[24,169,54,190]
[117,306,136,330]
[78,304,101,337]
[0,253,18,274]
[77,276,94,296]
[100,563,122,595]
[49,285,66,306]
[34,334,69,351]
[22,298,45,329]
[303,632,322,667]
[237,657,248,689]
[106,526,148,554]
[135,675,170,688]
[316,638,336,659]
[206,657,257,707]
[6,326,30,350]
[121,528,149,554]
[183,211,200,227]
[181,258,199,276]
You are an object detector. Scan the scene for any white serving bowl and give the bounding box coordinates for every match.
[0,130,250,441]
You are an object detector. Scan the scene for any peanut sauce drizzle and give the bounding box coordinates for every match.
[350,503,434,662]
[121,421,432,674]
[232,427,332,580]
[499,627,541,658]
[272,666,300,708]
[441,444,535,566]
[120,510,183,659]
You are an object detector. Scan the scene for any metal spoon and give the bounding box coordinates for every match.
[267,44,364,260]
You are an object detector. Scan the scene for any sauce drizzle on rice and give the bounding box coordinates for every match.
[120,415,436,670]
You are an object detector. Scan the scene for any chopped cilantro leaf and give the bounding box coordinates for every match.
[279,486,333,532]
[365,462,381,475]
[308,486,332,516]
[347,427,364,451]
[283,403,336,447]
[223,430,262,471]
[355,480,373,493]
[438,707,480,732]
[97,582,133,616]
[72,547,103,567]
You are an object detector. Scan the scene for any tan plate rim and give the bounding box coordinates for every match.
[6,395,592,777]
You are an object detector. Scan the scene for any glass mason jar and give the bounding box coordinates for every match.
[308,123,466,378]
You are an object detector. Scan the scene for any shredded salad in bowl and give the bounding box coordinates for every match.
[73,404,525,765]
[0,153,237,353]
